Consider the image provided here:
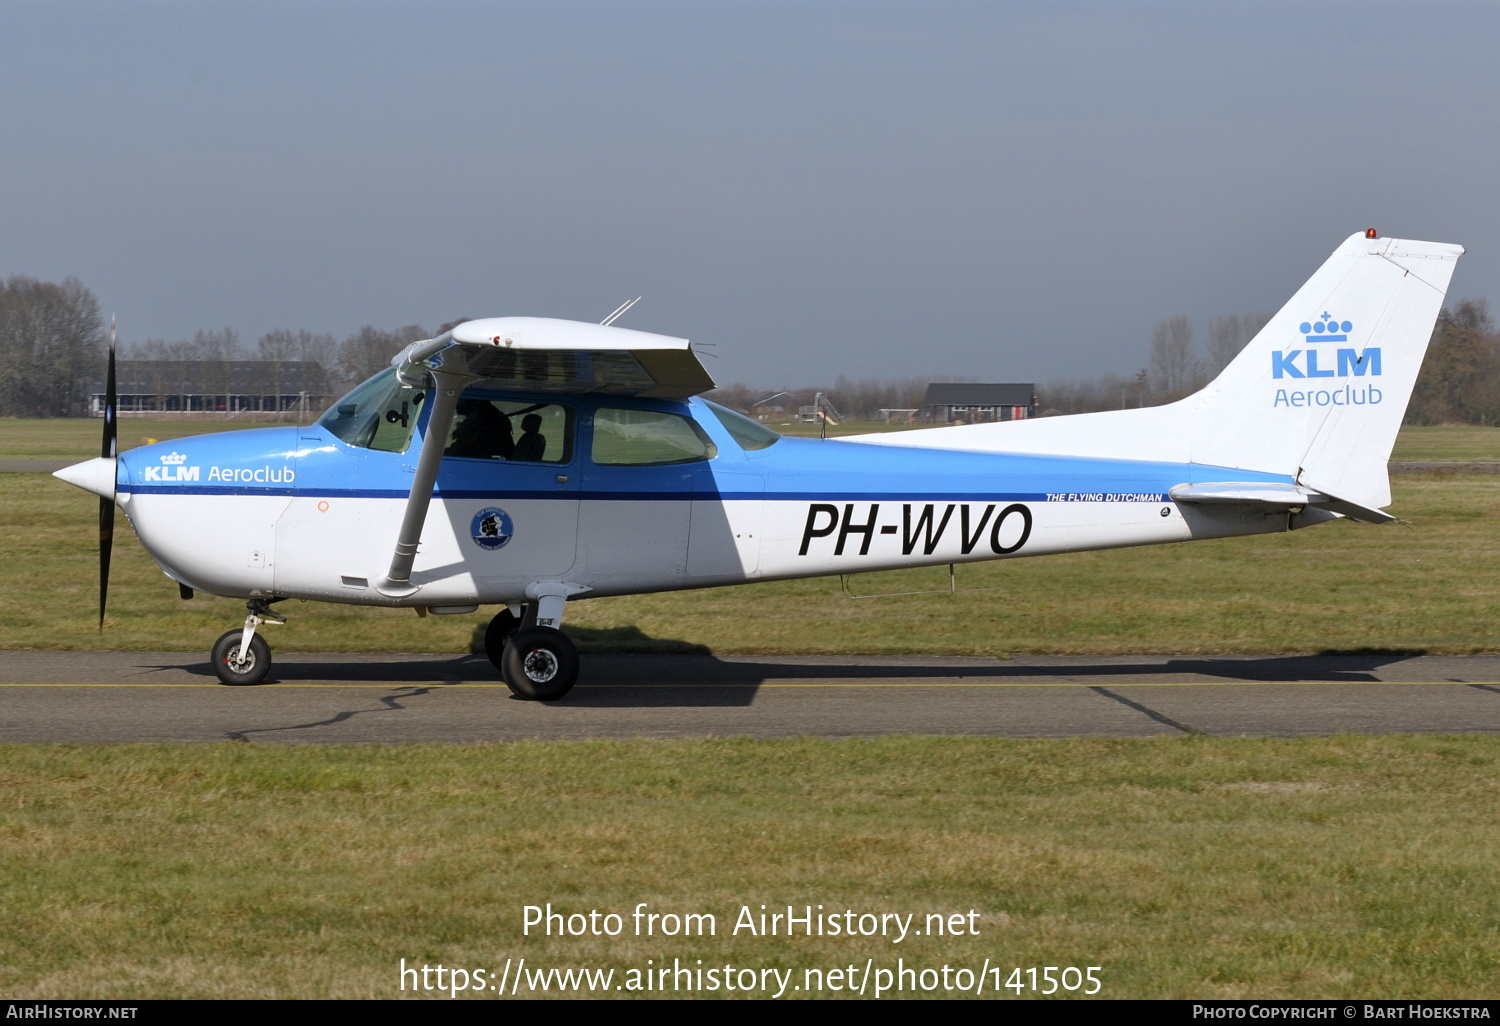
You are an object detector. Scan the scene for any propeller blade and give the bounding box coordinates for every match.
[98,317,117,631]
[98,496,113,630]
[102,316,116,459]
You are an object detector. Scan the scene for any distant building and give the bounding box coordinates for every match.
[920,383,1036,424]
[90,360,332,415]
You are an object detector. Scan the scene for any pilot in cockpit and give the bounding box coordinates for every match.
[447,399,515,460]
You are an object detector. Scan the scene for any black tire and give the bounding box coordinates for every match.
[210,629,272,686]
[483,608,522,673]
[501,627,578,701]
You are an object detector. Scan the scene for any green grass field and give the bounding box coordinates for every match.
[9,417,1500,461]
[0,415,307,460]
[2,737,1497,999]
[1390,425,1500,462]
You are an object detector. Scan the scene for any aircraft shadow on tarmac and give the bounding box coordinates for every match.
[162,646,1430,709]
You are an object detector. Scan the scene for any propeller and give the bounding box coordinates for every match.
[98,316,116,631]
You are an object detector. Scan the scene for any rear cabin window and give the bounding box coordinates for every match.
[591,408,718,466]
[444,395,574,464]
[703,400,781,450]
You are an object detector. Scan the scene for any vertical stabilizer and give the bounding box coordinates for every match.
[845,232,1463,515]
[1185,233,1463,509]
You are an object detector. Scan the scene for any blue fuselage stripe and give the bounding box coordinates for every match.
[121,486,1142,502]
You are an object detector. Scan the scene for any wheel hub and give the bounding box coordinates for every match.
[522,647,559,683]
[225,649,256,674]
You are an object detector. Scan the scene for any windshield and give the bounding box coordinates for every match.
[319,367,426,453]
[704,400,781,450]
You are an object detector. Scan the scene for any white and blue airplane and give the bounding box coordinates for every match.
[55,230,1462,698]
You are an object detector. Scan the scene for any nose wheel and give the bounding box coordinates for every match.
[211,630,272,686]
[210,599,284,686]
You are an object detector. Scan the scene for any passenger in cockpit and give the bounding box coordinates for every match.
[513,413,547,462]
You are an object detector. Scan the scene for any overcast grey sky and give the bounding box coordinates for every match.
[3,0,1497,387]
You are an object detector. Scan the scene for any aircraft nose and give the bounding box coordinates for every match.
[54,456,117,500]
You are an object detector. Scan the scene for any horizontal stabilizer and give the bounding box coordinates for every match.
[1169,482,1324,505]
[1170,481,1394,524]
[391,317,715,399]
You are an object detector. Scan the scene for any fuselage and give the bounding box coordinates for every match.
[111,374,1304,608]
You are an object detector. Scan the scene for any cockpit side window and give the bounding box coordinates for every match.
[319,368,425,453]
[444,392,574,464]
[591,407,718,466]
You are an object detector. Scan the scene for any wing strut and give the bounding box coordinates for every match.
[377,369,472,597]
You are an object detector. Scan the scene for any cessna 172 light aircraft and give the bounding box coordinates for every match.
[55,230,1462,699]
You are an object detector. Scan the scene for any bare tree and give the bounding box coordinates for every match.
[0,275,105,416]
[1451,297,1495,335]
[257,329,295,407]
[1408,298,1500,425]
[1205,315,1243,377]
[1205,312,1275,377]
[703,381,758,414]
[1038,368,1153,414]
[256,328,299,363]
[337,324,428,391]
[1149,315,1199,399]
[256,328,336,412]
[296,329,338,373]
[186,328,240,408]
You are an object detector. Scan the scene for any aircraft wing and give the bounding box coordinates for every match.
[391,316,715,399]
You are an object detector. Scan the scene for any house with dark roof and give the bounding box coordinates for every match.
[920,383,1036,424]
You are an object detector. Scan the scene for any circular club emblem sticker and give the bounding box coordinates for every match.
[470,507,514,550]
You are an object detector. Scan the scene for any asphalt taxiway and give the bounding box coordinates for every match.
[4,650,1500,743]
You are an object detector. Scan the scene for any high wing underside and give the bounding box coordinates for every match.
[391,316,716,400]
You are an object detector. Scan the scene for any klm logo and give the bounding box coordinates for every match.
[143,452,200,482]
[1272,313,1383,408]
[1272,348,1381,379]
[1272,313,1381,380]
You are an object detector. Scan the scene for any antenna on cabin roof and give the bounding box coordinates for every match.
[601,297,642,327]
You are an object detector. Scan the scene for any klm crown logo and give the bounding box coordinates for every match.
[144,450,200,482]
[1299,312,1352,343]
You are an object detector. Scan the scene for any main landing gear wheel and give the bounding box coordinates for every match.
[211,629,272,686]
[501,626,578,701]
[483,608,521,673]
